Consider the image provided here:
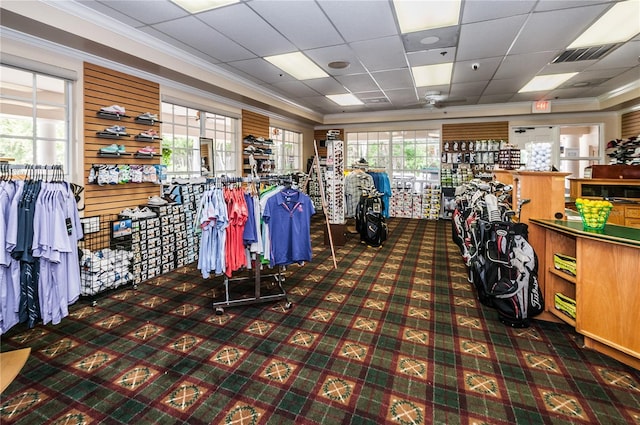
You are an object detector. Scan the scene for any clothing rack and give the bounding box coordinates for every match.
[199,178,293,314]
[1,163,65,182]
[215,262,290,315]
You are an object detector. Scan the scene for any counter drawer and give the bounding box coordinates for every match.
[625,218,640,228]
[625,206,640,218]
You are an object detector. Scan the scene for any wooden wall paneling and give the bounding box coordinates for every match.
[241,109,269,138]
[83,62,161,216]
[442,121,509,141]
[621,110,640,139]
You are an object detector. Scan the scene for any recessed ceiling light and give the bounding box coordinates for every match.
[328,61,350,70]
[393,0,461,34]
[265,52,329,80]
[420,36,440,45]
[411,63,453,87]
[569,0,640,48]
[170,0,239,14]
[326,93,364,106]
[519,73,578,93]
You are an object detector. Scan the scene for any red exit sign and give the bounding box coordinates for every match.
[532,100,551,113]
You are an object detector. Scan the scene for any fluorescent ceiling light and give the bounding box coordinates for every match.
[519,73,578,93]
[412,63,453,87]
[393,0,461,34]
[326,93,364,106]
[171,0,239,14]
[264,52,329,80]
[569,0,640,48]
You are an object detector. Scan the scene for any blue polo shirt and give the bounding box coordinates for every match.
[262,188,315,267]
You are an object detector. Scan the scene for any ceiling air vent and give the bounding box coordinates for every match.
[552,44,620,63]
[363,98,389,104]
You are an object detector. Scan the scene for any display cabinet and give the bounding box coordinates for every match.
[530,219,640,370]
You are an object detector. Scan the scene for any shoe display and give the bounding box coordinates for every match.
[137,146,156,155]
[99,144,121,154]
[100,105,126,115]
[139,129,159,139]
[147,196,168,206]
[137,112,158,121]
[105,125,127,135]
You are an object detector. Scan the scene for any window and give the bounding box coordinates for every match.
[346,129,440,189]
[346,131,389,168]
[161,102,238,177]
[269,126,302,173]
[202,111,237,176]
[0,65,71,171]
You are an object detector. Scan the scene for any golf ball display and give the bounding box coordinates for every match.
[575,198,613,230]
[526,142,552,171]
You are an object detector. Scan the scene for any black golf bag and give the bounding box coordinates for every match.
[472,220,544,327]
[356,195,387,247]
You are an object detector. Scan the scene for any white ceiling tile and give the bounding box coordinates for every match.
[302,78,347,95]
[452,57,502,83]
[248,1,344,50]
[461,0,535,24]
[225,58,295,84]
[546,86,595,100]
[77,0,147,27]
[197,3,295,56]
[335,74,379,92]
[85,0,188,25]
[137,26,222,63]
[483,76,531,95]
[318,0,398,42]
[509,5,609,55]
[457,15,529,61]
[593,67,640,91]
[449,80,490,97]
[152,16,256,62]
[270,80,321,97]
[587,41,640,70]
[534,0,611,12]
[406,48,458,67]
[384,89,420,105]
[304,45,367,76]
[349,36,408,72]
[371,69,414,91]
[216,63,266,85]
[494,52,558,79]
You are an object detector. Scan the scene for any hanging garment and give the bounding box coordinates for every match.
[0,180,21,334]
[31,182,83,325]
[262,187,315,267]
[197,188,228,279]
[344,170,375,218]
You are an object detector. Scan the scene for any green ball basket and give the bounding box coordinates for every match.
[576,203,612,231]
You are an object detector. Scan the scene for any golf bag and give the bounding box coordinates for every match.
[356,195,388,247]
[452,180,543,327]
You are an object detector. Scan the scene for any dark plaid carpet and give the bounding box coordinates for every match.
[1,218,639,424]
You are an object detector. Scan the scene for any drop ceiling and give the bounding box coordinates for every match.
[1,0,639,122]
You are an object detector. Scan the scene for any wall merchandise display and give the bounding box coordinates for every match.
[324,139,345,224]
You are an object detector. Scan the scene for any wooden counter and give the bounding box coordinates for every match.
[569,178,640,227]
[530,219,640,370]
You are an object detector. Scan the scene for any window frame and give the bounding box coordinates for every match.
[0,64,72,173]
[269,126,303,174]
